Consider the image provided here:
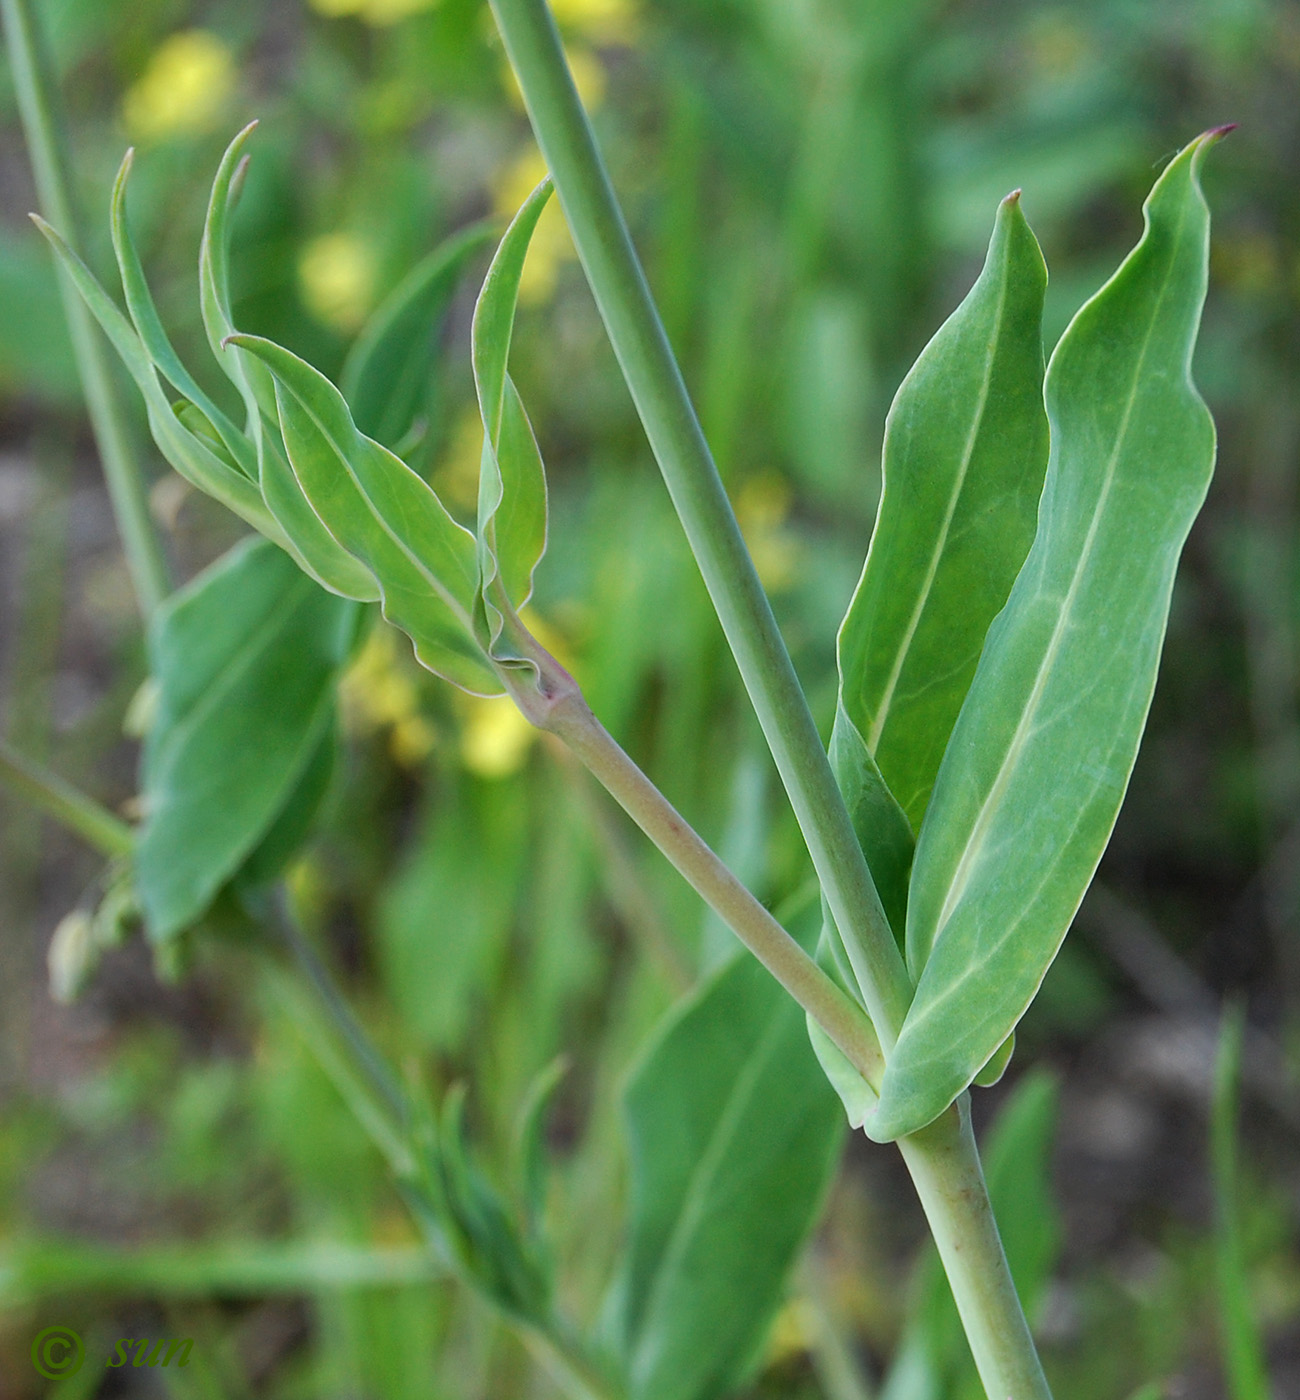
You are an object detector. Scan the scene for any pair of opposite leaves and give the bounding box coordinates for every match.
[820,130,1223,1141]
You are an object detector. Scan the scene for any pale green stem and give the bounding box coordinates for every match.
[895,1098,1053,1400]
[0,740,132,858]
[486,0,912,1050]
[1,0,170,616]
[483,9,1051,1392]
[504,654,884,1090]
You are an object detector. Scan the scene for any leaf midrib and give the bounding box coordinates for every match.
[865,249,1012,759]
[289,388,480,638]
[917,192,1192,976]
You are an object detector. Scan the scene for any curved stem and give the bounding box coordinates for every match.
[486,0,912,1050]
[896,1098,1053,1400]
[504,653,884,1090]
[1,0,170,616]
[0,740,132,858]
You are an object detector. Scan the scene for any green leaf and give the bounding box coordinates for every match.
[869,131,1224,1143]
[471,179,552,654]
[613,947,844,1400]
[341,221,495,451]
[838,191,1048,834]
[136,538,354,941]
[828,703,914,943]
[228,333,500,694]
[110,146,256,479]
[31,215,278,538]
[198,126,381,604]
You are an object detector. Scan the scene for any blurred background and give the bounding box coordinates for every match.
[1,0,1298,1395]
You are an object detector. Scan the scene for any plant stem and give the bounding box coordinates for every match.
[1,0,170,617]
[484,12,1052,1391]
[487,0,912,1050]
[895,1098,1053,1400]
[506,658,884,1089]
[0,740,133,858]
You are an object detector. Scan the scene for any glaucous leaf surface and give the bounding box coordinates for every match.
[33,218,276,537]
[837,192,1048,834]
[342,222,494,451]
[110,148,256,479]
[471,178,551,654]
[228,334,500,695]
[612,942,844,1400]
[869,132,1223,1142]
[200,128,381,603]
[136,538,353,941]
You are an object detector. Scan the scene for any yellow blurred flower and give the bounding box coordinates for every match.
[460,695,537,778]
[299,232,377,332]
[310,0,439,24]
[550,0,640,44]
[122,30,235,143]
[765,1295,817,1364]
[492,147,574,305]
[736,473,800,594]
[433,406,487,516]
[340,625,436,766]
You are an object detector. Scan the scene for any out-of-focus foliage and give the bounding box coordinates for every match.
[2,0,1300,1396]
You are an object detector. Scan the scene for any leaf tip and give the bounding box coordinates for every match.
[1002,187,1023,206]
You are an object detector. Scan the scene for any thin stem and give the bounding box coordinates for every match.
[549,740,693,993]
[895,1099,1053,1400]
[506,657,884,1089]
[0,739,133,858]
[271,893,408,1126]
[487,0,912,1049]
[1,0,170,616]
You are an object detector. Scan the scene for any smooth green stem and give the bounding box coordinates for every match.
[272,895,408,1126]
[2,0,170,617]
[0,740,132,858]
[895,1098,1053,1400]
[506,656,884,1090]
[487,0,912,1050]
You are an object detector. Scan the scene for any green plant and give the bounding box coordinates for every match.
[2,0,1230,1393]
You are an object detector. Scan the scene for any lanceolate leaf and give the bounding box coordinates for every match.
[199,127,380,604]
[471,179,551,652]
[137,538,355,941]
[869,131,1224,1143]
[838,192,1049,834]
[613,944,844,1400]
[342,221,495,450]
[228,334,500,695]
[32,217,277,538]
[110,147,256,479]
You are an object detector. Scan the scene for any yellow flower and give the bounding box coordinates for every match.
[299,232,377,332]
[122,31,235,143]
[460,695,537,778]
[491,147,574,305]
[550,0,640,44]
[310,0,439,23]
[736,473,801,593]
[340,625,435,767]
[433,406,487,516]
